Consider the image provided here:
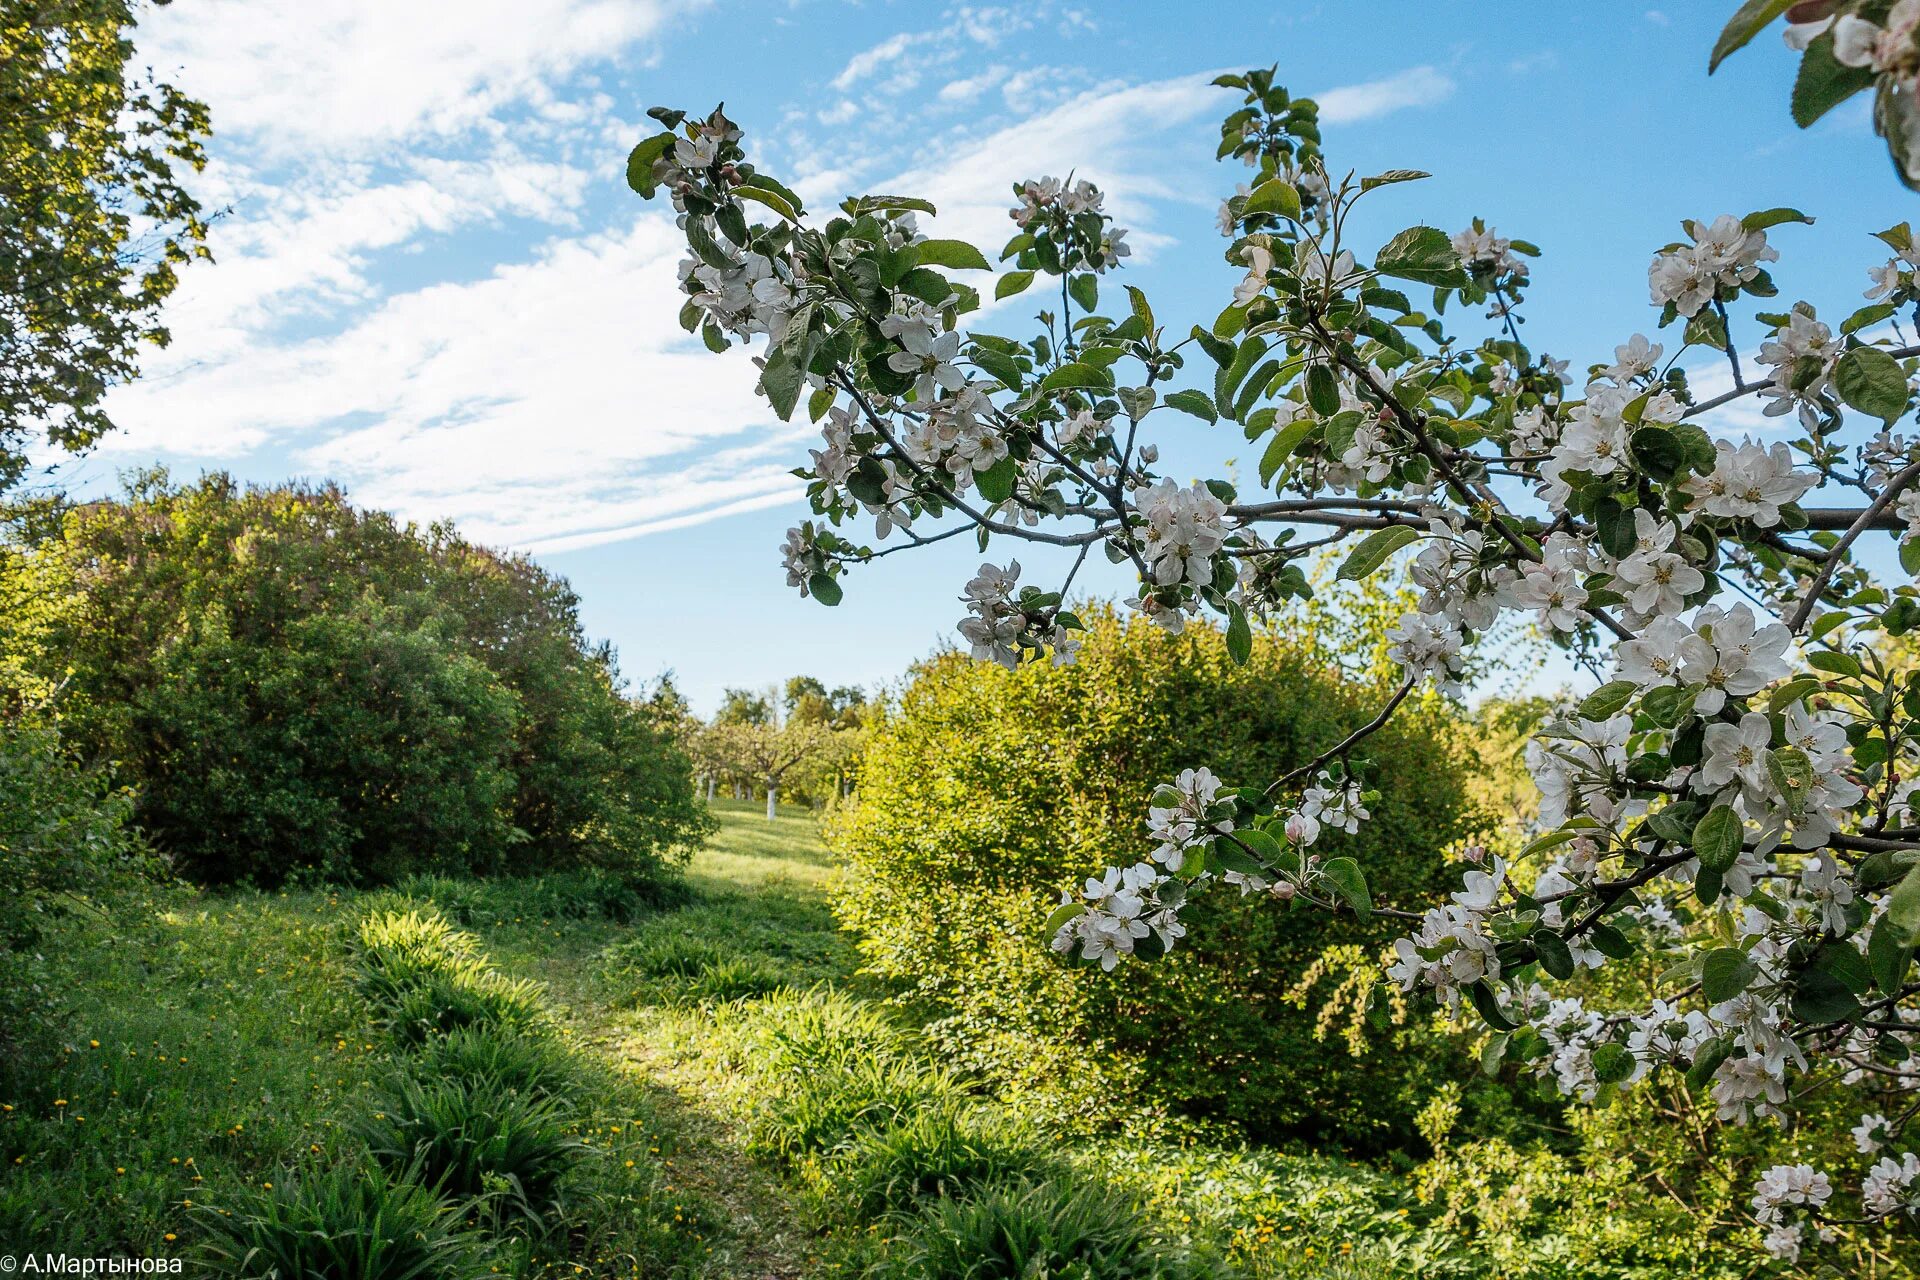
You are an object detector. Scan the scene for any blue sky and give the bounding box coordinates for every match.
[67,1,1916,713]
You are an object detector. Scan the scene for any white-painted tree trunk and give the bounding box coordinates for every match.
[705,776,715,802]
[765,785,777,821]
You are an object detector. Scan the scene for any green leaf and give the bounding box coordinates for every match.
[1304,364,1340,415]
[1212,841,1268,877]
[625,133,676,196]
[1702,947,1758,1003]
[761,345,807,421]
[1069,273,1098,313]
[1468,980,1516,1031]
[1125,284,1154,331]
[1533,930,1575,981]
[1691,805,1744,873]
[1766,746,1816,818]
[1359,169,1430,192]
[995,270,1036,300]
[1318,857,1370,920]
[1793,30,1877,128]
[1043,901,1085,934]
[1577,681,1637,722]
[1336,526,1420,581]
[1259,416,1315,487]
[974,454,1018,504]
[1591,1042,1634,1084]
[1868,912,1914,994]
[734,185,799,222]
[1889,863,1920,946]
[1710,0,1796,72]
[1374,225,1466,287]
[808,572,843,606]
[1040,362,1113,393]
[1163,389,1217,424]
[1243,179,1301,220]
[1226,602,1252,665]
[1791,967,1862,1025]
[1834,347,1911,422]
[915,238,991,271]
[1685,1037,1732,1091]
[1741,206,1812,231]
[1237,828,1285,864]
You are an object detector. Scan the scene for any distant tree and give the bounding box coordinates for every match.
[704,720,835,820]
[1,0,211,489]
[715,686,774,726]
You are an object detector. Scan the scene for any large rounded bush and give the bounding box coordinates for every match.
[830,608,1485,1152]
[0,472,712,885]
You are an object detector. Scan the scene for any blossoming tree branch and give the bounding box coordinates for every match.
[631,13,1920,1259]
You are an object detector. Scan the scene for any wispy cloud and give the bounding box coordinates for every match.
[1315,66,1455,123]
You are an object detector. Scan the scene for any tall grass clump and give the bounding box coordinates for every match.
[351,909,546,1045]
[811,1101,1060,1224]
[410,1026,580,1100]
[355,1072,586,1229]
[196,1158,486,1280]
[871,1177,1222,1280]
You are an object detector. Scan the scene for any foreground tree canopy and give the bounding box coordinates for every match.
[0,0,209,489]
[632,18,1920,1257]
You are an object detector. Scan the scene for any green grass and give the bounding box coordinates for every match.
[2,799,1460,1278]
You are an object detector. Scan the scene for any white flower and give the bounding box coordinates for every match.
[1677,604,1793,716]
[1699,711,1772,799]
[1234,242,1274,305]
[956,561,1024,668]
[1863,1151,1920,1218]
[1751,1163,1832,1225]
[1137,479,1229,591]
[1300,771,1368,835]
[1648,215,1778,318]
[1386,611,1466,694]
[1761,1223,1802,1263]
[1602,333,1663,382]
[887,325,967,401]
[1681,438,1817,528]
[1499,554,1588,634]
[1852,1112,1892,1155]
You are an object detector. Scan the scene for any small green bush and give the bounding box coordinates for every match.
[356,1073,586,1226]
[873,1177,1220,1280]
[196,1158,485,1280]
[817,1103,1059,1224]
[398,868,688,925]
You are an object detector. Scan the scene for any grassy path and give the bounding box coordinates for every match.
[478,800,851,1280]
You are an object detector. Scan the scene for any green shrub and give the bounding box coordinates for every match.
[872,1177,1221,1280]
[817,1103,1059,1224]
[397,868,688,925]
[355,1073,586,1226]
[0,719,155,1053]
[831,607,1490,1152]
[0,472,713,885]
[411,1027,581,1101]
[196,1158,485,1280]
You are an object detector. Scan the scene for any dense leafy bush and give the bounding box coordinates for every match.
[0,472,712,885]
[0,720,154,1053]
[196,1158,485,1280]
[832,607,1492,1151]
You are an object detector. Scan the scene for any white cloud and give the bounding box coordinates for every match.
[1315,66,1455,124]
[140,0,700,155]
[831,32,926,92]
[938,65,1010,103]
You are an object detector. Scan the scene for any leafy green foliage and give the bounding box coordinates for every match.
[0,473,713,885]
[0,720,155,1051]
[830,607,1487,1151]
[195,1158,486,1280]
[0,0,210,489]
